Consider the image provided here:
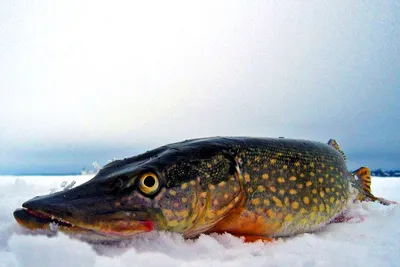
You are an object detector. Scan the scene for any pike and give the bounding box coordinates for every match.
[13,137,395,242]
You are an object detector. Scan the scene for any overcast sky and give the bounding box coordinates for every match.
[0,1,399,174]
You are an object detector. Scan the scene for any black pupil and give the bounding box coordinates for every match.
[144,176,156,187]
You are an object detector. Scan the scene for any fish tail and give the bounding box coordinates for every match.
[353,167,397,205]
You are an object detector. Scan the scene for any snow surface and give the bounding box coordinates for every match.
[0,175,399,267]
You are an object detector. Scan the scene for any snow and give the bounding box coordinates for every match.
[0,175,399,267]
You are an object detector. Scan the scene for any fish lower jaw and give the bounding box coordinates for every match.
[14,208,83,230]
[14,208,154,238]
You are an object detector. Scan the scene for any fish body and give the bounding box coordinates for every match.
[13,137,392,241]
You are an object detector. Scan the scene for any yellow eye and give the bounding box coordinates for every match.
[138,172,160,195]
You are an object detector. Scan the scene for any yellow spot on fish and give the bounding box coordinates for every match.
[284,197,289,206]
[270,186,277,193]
[234,196,240,202]
[169,190,177,196]
[264,199,270,206]
[310,172,315,177]
[283,165,288,170]
[289,189,297,195]
[163,209,173,218]
[312,206,318,212]
[303,196,310,205]
[289,176,297,181]
[272,196,283,207]
[181,183,188,189]
[270,159,277,164]
[228,203,234,209]
[295,162,300,167]
[312,189,317,194]
[284,214,293,221]
[248,188,253,193]
[224,193,229,200]
[244,173,251,182]
[319,203,325,212]
[168,220,179,227]
[318,178,323,183]
[331,188,335,192]
[330,177,335,183]
[182,197,187,203]
[300,208,307,214]
[313,198,318,203]
[266,209,275,218]
[213,199,219,206]
[297,183,303,189]
[190,180,196,186]
[233,186,238,192]
[306,181,312,187]
[262,173,269,180]
[321,163,325,168]
[257,185,265,192]
[330,197,335,204]
[200,192,207,198]
[300,218,308,225]
[209,184,216,190]
[217,209,225,216]
[326,205,331,213]
[218,181,226,187]
[176,210,189,217]
[319,191,325,198]
[310,162,315,168]
[278,177,285,183]
[173,202,180,208]
[291,201,299,209]
[279,189,285,195]
[300,173,305,178]
[310,212,317,220]
[251,198,260,205]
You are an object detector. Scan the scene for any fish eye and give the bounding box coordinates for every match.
[138,172,160,195]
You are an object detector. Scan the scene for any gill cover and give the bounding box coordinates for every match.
[156,152,245,237]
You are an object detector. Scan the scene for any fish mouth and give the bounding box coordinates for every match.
[14,207,154,239]
[14,208,77,229]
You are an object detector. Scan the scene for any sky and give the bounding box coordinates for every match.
[0,1,399,174]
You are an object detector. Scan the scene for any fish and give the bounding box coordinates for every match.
[13,137,395,242]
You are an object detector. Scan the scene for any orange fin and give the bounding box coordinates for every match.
[328,139,347,162]
[231,234,274,243]
[353,167,397,205]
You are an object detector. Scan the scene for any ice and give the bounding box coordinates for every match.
[0,175,399,267]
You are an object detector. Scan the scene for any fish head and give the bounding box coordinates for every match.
[14,140,244,240]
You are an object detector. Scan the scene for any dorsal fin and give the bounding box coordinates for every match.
[328,139,347,162]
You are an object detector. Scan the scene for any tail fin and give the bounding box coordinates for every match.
[353,167,396,205]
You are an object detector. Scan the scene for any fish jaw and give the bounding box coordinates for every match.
[13,183,157,239]
[13,207,154,238]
